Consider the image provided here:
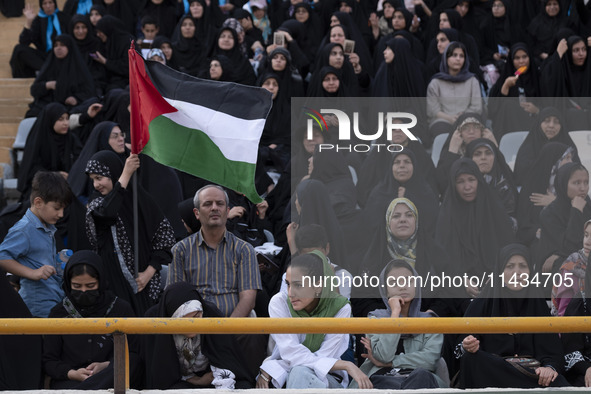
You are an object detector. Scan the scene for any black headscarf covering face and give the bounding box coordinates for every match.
[62,250,117,317]
[436,158,515,279]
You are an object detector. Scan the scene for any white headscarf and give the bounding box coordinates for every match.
[172,300,209,379]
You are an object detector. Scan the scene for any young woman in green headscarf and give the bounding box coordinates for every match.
[256,251,372,389]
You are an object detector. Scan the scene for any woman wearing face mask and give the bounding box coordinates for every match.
[43,250,140,389]
[457,244,569,389]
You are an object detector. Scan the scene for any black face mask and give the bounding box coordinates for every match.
[70,289,100,307]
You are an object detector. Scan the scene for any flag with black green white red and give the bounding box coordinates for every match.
[128,47,271,203]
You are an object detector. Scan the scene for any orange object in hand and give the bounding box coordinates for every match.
[514,66,527,76]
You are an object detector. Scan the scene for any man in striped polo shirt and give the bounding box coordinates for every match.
[167,184,262,317]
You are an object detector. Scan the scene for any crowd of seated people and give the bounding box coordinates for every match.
[3,0,591,390]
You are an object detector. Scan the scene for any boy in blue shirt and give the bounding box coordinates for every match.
[0,172,72,317]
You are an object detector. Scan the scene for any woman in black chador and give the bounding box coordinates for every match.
[457,243,569,389]
[27,34,95,118]
[85,151,175,316]
[436,158,515,298]
[539,162,591,273]
[513,107,579,186]
[143,282,254,389]
[17,102,82,200]
[43,250,140,389]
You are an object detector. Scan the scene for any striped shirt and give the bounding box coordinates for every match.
[168,230,261,316]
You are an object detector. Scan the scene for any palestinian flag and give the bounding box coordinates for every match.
[128,46,272,203]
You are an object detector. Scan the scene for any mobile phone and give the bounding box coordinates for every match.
[89,53,98,59]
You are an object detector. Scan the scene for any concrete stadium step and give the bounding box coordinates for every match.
[0,122,19,137]
[0,136,15,148]
[0,19,25,53]
[0,78,33,98]
[0,103,29,118]
[0,146,12,164]
[0,55,12,78]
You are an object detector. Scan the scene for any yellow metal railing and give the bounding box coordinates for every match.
[2,317,590,393]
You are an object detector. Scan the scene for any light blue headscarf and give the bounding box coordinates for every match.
[76,0,93,15]
[38,2,62,51]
